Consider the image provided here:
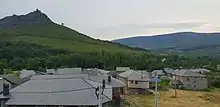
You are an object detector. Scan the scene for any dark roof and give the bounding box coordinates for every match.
[4,75,112,106]
[31,74,125,88]
[163,68,176,74]
[176,69,206,77]
[1,74,22,85]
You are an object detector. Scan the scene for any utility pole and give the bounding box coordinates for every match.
[98,85,102,107]
[154,72,158,107]
[174,71,177,97]
[96,79,105,107]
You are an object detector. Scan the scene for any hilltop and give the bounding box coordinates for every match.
[0,10,158,71]
[0,9,52,28]
[0,9,146,53]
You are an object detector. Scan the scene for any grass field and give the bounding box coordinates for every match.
[124,89,220,107]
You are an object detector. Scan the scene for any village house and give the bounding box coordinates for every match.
[152,70,165,78]
[81,68,110,75]
[170,69,208,90]
[32,74,125,100]
[117,70,151,94]
[0,74,21,94]
[0,75,113,107]
[116,67,130,73]
[163,68,177,77]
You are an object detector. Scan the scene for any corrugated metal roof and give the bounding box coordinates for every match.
[6,76,112,106]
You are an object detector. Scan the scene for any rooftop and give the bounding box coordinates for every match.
[118,70,151,81]
[31,74,125,88]
[3,75,112,106]
[176,69,206,77]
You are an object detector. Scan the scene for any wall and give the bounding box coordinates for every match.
[127,80,149,89]
[0,78,14,93]
[179,76,208,90]
[117,76,127,86]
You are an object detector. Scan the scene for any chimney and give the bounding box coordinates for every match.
[102,79,106,89]
[3,83,9,96]
[108,76,111,83]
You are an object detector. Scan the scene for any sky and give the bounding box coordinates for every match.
[1,0,220,40]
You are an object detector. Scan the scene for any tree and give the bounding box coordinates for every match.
[9,57,26,70]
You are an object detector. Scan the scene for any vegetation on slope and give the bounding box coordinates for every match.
[0,10,220,74]
[0,24,147,53]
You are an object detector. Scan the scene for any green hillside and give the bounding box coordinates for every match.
[0,24,146,53]
[0,10,218,73]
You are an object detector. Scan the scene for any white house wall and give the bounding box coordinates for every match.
[127,80,149,89]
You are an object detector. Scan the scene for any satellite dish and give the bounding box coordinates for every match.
[152,77,161,83]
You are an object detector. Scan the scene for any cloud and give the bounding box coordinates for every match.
[86,22,208,40]
[117,22,207,29]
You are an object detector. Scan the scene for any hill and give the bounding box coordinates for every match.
[112,32,220,57]
[0,10,162,72]
[0,10,218,72]
[0,9,146,53]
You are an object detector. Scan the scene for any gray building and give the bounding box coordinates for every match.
[171,69,208,90]
[31,74,125,100]
[0,74,21,94]
[163,68,177,77]
[117,70,151,94]
[152,70,165,78]
[0,75,113,107]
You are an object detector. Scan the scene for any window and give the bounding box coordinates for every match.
[187,78,190,81]
[194,80,196,83]
[188,84,190,87]
[135,81,138,84]
[194,85,196,89]
[130,81,133,84]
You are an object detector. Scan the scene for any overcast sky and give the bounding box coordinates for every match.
[1,0,220,40]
